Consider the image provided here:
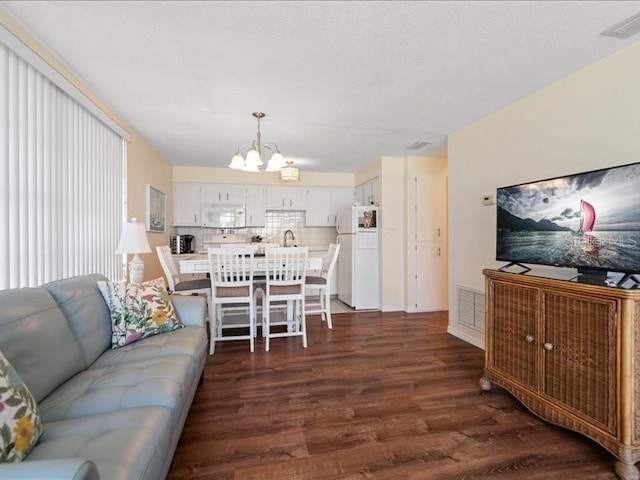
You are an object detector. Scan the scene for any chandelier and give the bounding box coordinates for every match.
[228,112,299,181]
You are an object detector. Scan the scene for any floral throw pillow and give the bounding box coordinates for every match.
[97,277,183,349]
[0,349,41,462]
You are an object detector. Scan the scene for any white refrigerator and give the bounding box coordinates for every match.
[336,205,380,310]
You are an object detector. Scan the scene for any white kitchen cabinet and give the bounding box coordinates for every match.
[245,186,266,226]
[306,187,353,226]
[200,184,246,205]
[330,187,353,223]
[355,177,379,206]
[265,186,306,210]
[305,187,332,226]
[173,183,201,226]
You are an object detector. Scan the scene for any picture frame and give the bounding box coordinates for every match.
[146,185,166,233]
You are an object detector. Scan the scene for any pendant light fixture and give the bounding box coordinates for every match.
[228,112,299,181]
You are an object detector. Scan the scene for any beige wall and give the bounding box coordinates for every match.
[447,42,640,348]
[1,11,176,283]
[128,133,174,282]
[174,166,354,187]
[354,160,381,186]
[379,157,406,311]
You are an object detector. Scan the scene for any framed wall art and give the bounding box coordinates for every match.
[146,185,166,233]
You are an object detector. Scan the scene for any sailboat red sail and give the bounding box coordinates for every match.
[578,200,596,233]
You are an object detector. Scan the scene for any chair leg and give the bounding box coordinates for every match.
[264,299,270,352]
[208,302,216,355]
[324,287,332,329]
[301,300,307,348]
[249,296,255,353]
[217,305,223,336]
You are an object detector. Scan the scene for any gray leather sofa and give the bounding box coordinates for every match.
[0,274,208,480]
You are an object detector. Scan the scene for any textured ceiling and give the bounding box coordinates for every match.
[2,1,640,173]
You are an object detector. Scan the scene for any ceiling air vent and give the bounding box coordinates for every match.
[601,11,640,39]
[405,141,431,150]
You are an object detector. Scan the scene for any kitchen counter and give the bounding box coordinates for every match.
[179,253,324,275]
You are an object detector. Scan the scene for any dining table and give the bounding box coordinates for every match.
[178,252,324,275]
[179,252,325,331]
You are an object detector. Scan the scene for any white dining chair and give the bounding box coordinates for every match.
[156,245,211,301]
[208,247,257,354]
[305,243,340,329]
[262,246,309,352]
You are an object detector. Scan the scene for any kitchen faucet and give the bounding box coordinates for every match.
[283,229,296,247]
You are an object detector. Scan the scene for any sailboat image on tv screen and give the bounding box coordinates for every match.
[578,199,596,234]
[577,199,598,254]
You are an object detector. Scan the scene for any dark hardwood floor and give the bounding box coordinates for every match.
[168,310,618,480]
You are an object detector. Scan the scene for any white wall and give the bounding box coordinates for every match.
[447,42,640,348]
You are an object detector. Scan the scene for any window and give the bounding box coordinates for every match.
[1,33,126,289]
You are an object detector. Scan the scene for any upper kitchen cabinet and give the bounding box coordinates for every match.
[246,186,266,226]
[305,187,332,226]
[355,177,379,205]
[200,184,246,205]
[265,186,306,210]
[306,187,353,226]
[173,183,201,226]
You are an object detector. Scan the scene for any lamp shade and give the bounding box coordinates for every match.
[265,152,285,172]
[115,218,151,254]
[228,154,245,170]
[280,163,300,181]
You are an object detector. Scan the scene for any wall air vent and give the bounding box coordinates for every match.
[405,141,431,150]
[601,11,640,39]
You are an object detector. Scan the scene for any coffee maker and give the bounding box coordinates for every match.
[171,235,195,254]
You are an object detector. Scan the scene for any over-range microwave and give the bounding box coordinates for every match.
[201,205,246,228]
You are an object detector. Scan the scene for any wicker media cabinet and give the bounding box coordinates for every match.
[480,269,640,480]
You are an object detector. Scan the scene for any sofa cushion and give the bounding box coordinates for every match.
[0,289,86,403]
[0,350,42,462]
[42,274,112,367]
[39,354,197,428]
[97,278,183,348]
[29,407,172,480]
[92,326,207,369]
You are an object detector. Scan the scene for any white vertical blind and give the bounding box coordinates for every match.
[0,41,125,289]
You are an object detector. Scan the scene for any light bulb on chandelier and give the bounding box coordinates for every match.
[228,112,299,181]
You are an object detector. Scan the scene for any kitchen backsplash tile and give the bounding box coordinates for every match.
[174,211,337,252]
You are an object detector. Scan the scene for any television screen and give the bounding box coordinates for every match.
[496,162,640,274]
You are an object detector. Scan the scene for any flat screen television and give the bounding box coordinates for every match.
[496,161,640,284]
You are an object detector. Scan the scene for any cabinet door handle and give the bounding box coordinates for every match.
[543,342,554,351]
[525,335,535,343]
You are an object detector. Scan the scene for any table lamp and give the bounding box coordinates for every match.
[115,217,152,283]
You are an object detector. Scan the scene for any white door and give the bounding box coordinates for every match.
[416,242,448,311]
[414,173,448,311]
[337,234,353,307]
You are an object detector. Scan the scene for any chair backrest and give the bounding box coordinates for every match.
[208,247,254,290]
[265,247,308,290]
[156,245,180,291]
[320,243,341,280]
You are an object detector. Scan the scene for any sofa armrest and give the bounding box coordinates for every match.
[0,458,99,480]
[171,293,206,327]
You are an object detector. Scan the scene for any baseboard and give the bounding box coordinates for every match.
[447,323,485,350]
